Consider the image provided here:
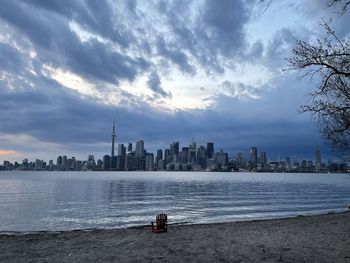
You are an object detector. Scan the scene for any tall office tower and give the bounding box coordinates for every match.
[110,119,116,170]
[250,147,258,164]
[118,144,126,156]
[70,157,76,170]
[62,155,68,170]
[259,151,267,165]
[206,143,214,159]
[56,156,62,168]
[156,149,163,162]
[180,147,189,164]
[189,139,197,163]
[145,153,154,171]
[135,140,145,157]
[315,146,321,172]
[197,145,207,168]
[103,155,110,171]
[127,143,132,152]
[164,148,171,164]
[236,152,244,167]
[170,142,179,155]
[117,144,126,171]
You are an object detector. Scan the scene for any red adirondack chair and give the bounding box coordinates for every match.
[151,213,168,233]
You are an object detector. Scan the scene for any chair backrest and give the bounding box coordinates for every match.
[156,214,167,226]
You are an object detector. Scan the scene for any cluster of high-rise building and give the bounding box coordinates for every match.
[0,123,349,173]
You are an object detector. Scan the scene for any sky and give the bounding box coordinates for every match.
[0,0,349,163]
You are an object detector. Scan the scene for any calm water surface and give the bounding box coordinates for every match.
[0,171,349,232]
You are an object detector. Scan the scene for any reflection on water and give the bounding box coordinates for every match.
[0,171,349,231]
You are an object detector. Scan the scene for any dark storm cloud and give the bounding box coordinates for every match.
[265,28,295,69]
[151,0,251,74]
[26,0,132,47]
[147,71,172,99]
[155,36,195,75]
[200,0,249,57]
[0,0,254,85]
[0,0,148,84]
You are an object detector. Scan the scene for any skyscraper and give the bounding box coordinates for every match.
[260,151,267,165]
[127,143,132,152]
[103,155,110,171]
[250,147,258,164]
[135,140,145,157]
[206,142,214,159]
[156,149,163,162]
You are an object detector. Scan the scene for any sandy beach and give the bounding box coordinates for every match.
[1,212,350,262]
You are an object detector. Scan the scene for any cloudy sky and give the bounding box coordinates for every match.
[0,0,349,163]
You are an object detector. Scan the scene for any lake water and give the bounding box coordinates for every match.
[0,171,349,232]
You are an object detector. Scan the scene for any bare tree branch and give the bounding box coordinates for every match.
[287,21,350,159]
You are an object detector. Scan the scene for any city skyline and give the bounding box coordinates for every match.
[0,120,336,167]
[2,120,348,173]
[0,121,344,165]
[1,1,349,163]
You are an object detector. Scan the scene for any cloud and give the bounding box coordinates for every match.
[0,0,149,85]
[220,81,261,100]
[147,71,172,98]
[0,150,16,155]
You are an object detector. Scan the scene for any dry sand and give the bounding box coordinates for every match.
[1,212,350,263]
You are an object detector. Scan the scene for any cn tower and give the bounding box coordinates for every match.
[110,119,116,170]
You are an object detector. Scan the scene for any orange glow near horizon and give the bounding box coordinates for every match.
[0,150,17,155]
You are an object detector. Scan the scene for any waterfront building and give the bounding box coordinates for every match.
[62,155,68,170]
[164,148,171,164]
[135,141,145,170]
[87,155,96,170]
[188,139,197,164]
[180,147,189,164]
[197,145,207,168]
[156,149,163,162]
[103,155,110,171]
[118,144,126,156]
[56,156,62,169]
[260,151,267,165]
[250,147,258,164]
[127,142,132,152]
[126,151,136,171]
[96,159,103,170]
[170,142,179,155]
[145,153,154,171]
[111,156,117,170]
[157,159,164,170]
[136,140,145,157]
[34,159,44,170]
[117,143,126,170]
[116,155,124,170]
[206,142,214,159]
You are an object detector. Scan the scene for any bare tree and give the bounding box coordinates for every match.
[328,0,350,14]
[287,19,350,158]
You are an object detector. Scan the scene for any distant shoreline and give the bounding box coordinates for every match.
[1,211,350,262]
[1,169,349,174]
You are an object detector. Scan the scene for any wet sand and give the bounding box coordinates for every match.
[1,212,350,262]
